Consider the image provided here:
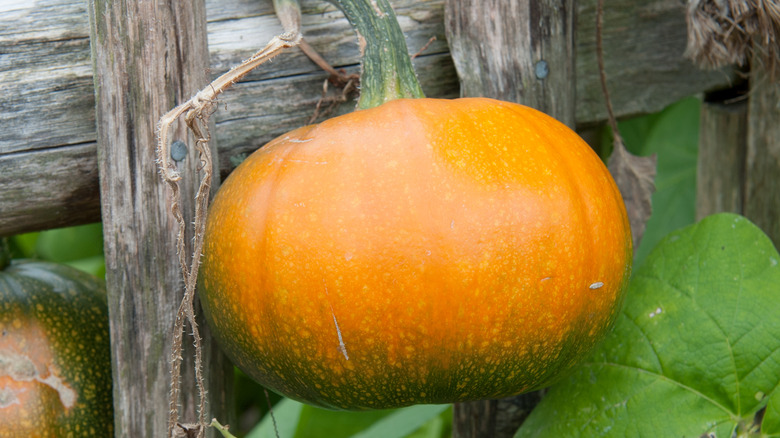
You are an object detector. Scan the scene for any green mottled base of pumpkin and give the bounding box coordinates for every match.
[0,260,114,435]
[201,271,617,411]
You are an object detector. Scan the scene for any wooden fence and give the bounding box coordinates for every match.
[1,0,736,237]
[3,0,777,437]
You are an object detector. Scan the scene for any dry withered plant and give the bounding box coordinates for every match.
[685,0,780,79]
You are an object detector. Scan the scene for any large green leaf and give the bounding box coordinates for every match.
[35,223,104,262]
[516,213,780,437]
[405,407,451,438]
[294,405,393,438]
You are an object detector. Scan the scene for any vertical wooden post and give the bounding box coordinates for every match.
[696,96,748,220]
[744,69,780,247]
[86,1,232,436]
[444,1,576,437]
[697,66,780,249]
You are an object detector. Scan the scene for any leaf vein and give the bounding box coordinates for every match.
[583,361,734,417]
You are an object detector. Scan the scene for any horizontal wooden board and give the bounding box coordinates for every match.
[0,142,101,236]
[0,0,734,235]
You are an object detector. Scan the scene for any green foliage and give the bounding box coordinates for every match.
[247,399,450,438]
[515,214,780,437]
[234,369,283,430]
[8,223,105,278]
[764,389,780,435]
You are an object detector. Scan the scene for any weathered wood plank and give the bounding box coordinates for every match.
[0,0,95,154]
[0,143,100,235]
[1,0,736,236]
[696,97,748,220]
[87,0,231,436]
[445,0,576,127]
[574,0,732,123]
[696,68,780,249]
[744,70,780,247]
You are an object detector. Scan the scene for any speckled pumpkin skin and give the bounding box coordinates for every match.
[199,97,632,410]
[0,260,113,436]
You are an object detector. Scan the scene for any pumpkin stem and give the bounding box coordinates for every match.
[0,238,10,271]
[329,0,425,109]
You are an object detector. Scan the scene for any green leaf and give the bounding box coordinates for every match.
[35,223,104,262]
[7,224,106,277]
[9,231,39,258]
[405,407,452,438]
[515,213,780,437]
[246,398,304,438]
[293,405,393,438]
[763,389,780,436]
[64,255,106,278]
[246,400,450,438]
[349,405,450,438]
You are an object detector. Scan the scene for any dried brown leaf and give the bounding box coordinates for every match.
[607,139,658,253]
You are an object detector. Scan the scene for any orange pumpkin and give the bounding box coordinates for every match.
[199,97,632,410]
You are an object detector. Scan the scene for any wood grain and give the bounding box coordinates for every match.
[453,391,545,438]
[87,0,231,436]
[696,98,748,220]
[573,0,731,123]
[1,0,735,235]
[745,70,780,247]
[445,0,575,126]
[0,143,100,235]
[696,70,780,250]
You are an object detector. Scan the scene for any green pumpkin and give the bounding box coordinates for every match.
[0,251,113,437]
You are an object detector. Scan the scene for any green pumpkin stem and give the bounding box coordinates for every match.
[329,0,425,109]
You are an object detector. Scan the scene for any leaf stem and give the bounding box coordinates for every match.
[210,418,238,438]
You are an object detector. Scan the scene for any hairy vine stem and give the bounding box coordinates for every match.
[157,27,300,438]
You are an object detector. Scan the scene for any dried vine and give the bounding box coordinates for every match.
[156,29,300,438]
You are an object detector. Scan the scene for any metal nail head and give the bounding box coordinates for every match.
[171,140,187,162]
[535,60,549,79]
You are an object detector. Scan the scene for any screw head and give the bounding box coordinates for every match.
[535,60,549,79]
